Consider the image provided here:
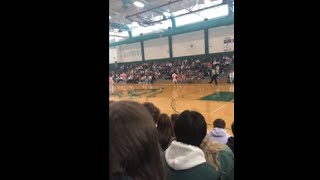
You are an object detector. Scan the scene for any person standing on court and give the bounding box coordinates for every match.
[229,69,234,84]
[208,68,218,85]
[120,72,127,84]
[207,60,212,77]
[109,74,114,94]
[172,72,178,84]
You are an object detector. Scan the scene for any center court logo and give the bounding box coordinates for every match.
[111,88,164,99]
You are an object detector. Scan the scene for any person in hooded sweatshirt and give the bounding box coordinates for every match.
[209,119,231,144]
[164,110,221,180]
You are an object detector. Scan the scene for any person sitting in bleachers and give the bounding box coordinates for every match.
[143,102,161,125]
[157,113,174,151]
[164,110,221,180]
[127,74,134,84]
[109,101,165,180]
[200,134,234,180]
[140,75,146,84]
[170,113,179,129]
[226,122,234,153]
[208,119,231,144]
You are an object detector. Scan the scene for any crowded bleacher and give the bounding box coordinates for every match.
[111,54,234,84]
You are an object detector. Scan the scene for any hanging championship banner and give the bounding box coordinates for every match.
[224,36,234,52]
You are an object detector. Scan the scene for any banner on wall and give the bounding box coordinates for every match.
[224,37,234,52]
[120,49,141,59]
[109,48,118,64]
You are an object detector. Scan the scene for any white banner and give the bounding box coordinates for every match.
[223,37,234,52]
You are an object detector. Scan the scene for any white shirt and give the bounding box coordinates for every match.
[230,72,234,78]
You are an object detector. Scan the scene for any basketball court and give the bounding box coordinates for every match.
[110,80,234,134]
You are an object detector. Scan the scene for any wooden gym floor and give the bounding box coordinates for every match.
[109,80,234,135]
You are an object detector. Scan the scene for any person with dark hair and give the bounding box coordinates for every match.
[143,102,160,125]
[157,113,174,151]
[226,122,234,153]
[109,101,165,180]
[164,110,220,180]
[209,119,231,144]
[170,113,179,128]
[167,113,179,144]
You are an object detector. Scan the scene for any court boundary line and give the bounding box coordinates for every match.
[210,99,234,114]
[171,91,233,128]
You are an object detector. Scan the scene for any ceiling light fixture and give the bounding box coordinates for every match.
[163,12,171,17]
[133,1,144,8]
